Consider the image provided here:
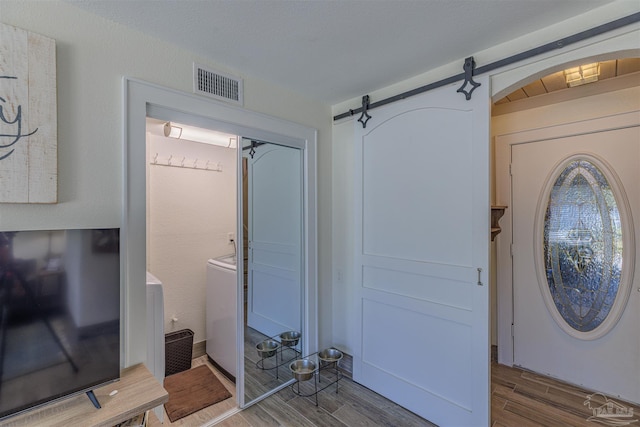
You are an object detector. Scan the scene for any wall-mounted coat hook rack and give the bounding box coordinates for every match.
[150,154,222,172]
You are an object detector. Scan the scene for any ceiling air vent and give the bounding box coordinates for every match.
[193,63,243,106]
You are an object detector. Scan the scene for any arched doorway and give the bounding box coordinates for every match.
[492,32,639,402]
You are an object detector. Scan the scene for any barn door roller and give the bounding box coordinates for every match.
[355,95,371,129]
[457,57,481,100]
[352,56,477,129]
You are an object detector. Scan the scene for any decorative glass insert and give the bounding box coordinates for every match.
[543,159,623,332]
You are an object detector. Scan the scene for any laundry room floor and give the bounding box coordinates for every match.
[147,356,236,426]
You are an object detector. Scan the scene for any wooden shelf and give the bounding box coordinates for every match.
[491,205,507,241]
[0,364,168,427]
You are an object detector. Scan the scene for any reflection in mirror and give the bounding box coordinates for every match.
[241,138,303,404]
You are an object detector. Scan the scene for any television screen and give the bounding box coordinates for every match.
[0,228,120,420]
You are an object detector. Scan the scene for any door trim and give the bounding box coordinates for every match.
[123,78,318,406]
[495,110,640,365]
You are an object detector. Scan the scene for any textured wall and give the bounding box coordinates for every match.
[147,131,237,345]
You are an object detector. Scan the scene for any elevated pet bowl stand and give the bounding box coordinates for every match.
[255,331,302,380]
[289,349,343,406]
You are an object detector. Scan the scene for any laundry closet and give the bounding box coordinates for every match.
[144,118,238,379]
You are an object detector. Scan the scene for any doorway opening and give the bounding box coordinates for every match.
[492,57,640,403]
[123,79,318,427]
[145,117,239,425]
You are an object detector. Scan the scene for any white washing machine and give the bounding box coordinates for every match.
[206,254,237,381]
[146,272,165,422]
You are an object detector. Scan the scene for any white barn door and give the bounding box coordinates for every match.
[353,77,490,426]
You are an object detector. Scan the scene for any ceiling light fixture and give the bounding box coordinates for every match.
[564,63,600,87]
[163,122,237,148]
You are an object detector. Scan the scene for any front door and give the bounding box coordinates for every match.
[512,115,640,403]
[353,77,490,426]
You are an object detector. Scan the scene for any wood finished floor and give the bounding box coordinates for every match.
[491,362,640,427]
[244,326,297,402]
[150,359,640,427]
[219,366,435,427]
[147,356,237,427]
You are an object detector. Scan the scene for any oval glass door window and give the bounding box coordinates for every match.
[541,156,631,339]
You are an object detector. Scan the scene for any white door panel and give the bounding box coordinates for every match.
[354,77,490,426]
[362,108,474,266]
[512,124,640,403]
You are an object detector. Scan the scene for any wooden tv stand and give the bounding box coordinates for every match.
[0,364,168,427]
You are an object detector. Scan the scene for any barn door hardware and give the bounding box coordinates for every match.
[332,10,640,123]
[457,57,481,100]
[356,95,372,128]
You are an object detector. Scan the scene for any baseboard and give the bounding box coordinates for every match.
[193,340,206,359]
[208,355,236,383]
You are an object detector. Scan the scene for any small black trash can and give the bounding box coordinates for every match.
[165,329,194,376]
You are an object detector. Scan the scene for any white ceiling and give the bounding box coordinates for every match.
[68,0,617,105]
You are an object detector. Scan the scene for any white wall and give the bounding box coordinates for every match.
[0,0,332,365]
[146,130,236,344]
[492,86,640,136]
[331,1,640,356]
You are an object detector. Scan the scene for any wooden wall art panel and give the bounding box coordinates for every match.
[0,23,57,203]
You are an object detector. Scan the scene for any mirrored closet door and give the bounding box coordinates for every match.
[240,138,304,405]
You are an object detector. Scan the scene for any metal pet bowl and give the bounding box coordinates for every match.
[280,331,301,347]
[318,348,343,365]
[256,339,280,358]
[290,359,316,381]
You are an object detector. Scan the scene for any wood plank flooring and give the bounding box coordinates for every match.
[491,362,640,427]
[244,326,297,402]
[150,356,640,427]
[147,356,237,427]
[219,367,436,427]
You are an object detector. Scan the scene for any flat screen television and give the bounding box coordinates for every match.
[0,228,120,420]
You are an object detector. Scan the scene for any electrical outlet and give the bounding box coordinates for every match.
[228,232,235,243]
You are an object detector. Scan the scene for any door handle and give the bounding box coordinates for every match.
[477,268,483,286]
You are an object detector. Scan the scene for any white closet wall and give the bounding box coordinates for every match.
[146,130,237,345]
